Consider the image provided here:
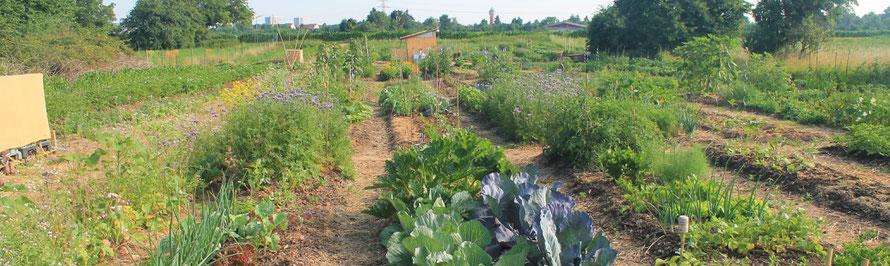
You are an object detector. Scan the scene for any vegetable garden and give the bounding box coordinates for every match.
[1,31,889,265]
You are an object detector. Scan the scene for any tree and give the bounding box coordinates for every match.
[586,0,750,57]
[439,14,456,30]
[746,0,855,54]
[199,0,252,27]
[122,0,206,49]
[339,18,358,32]
[568,14,582,23]
[422,17,439,29]
[541,16,559,25]
[389,10,418,31]
[74,0,115,29]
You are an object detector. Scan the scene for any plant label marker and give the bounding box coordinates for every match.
[678,215,689,252]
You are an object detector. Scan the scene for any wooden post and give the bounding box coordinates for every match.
[862,259,870,266]
[50,130,57,153]
[827,247,834,266]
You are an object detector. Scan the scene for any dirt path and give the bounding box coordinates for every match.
[262,105,395,265]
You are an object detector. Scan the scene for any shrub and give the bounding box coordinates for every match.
[363,129,517,219]
[545,99,661,169]
[417,49,453,78]
[191,89,353,189]
[651,145,712,184]
[674,35,739,93]
[457,86,487,113]
[378,64,400,81]
[740,53,793,93]
[842,124,890,157]
[599,148,647,183]
[378,78,449,116]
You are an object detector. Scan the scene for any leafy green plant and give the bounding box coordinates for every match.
[458,86,487,113]
[381,189,492,265]
[599,147,647,184]
[833,242,890,266]
[545,99,661,169]
[228,201,289,250]
[686,207,824,257]
[418,49,453,78]
[842,124,890,157]
[476,170,618,266]
[364,129,517,219]
[378,78,449,116]
[190,92,353,190]
[674,35,739,93]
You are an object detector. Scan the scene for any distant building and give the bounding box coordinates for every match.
[294,17,307,25]
[283,23,297,29]
[299,24,320,30]
[265,16,284,25]
[543,21,587,32]
[489,8,495,25]
[392,28,438,62]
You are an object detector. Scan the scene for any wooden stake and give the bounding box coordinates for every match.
[862,259,869,266]
[827,247,834,266]
[50,130,57,153]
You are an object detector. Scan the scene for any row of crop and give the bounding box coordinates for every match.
[670,35,890,158]
[45,63,271,135]
[0,41,378,264]
[154,43,379,263]
[363,129,618,265]
[460,68,831,263]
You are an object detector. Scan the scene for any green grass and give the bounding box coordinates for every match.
[45,63,272,135]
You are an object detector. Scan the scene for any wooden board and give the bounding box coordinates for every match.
[0,73,51,151]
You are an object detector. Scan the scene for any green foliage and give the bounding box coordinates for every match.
[417,49,453,78]
[378,64,401,81]
[364,129,517,219]
[685,207,824,257]
[122,0,253,50]
[587,0,750,56]
[378,78,449,116]
[746,0,855,54]
[478,171,619,265]
[191,96,353,190]
[834,242,890,266]
[45,63,269,135]
[545,99,661,169]
[228,201,289,250]
[475,51,520,82]
[148,182,239,265]
[457,86,486,113]
[842,124,890,157]
[599,148,647,183]
[651,146,712,184]
[381,190,492,265]
[674,35,739,92]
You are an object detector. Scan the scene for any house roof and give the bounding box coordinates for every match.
[400,28,439,40]
[543,21,587,29]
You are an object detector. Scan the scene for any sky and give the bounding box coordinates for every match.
[107,0,890,25]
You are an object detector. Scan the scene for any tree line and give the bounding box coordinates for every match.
[337,8,589,33]
[587,0,880,57]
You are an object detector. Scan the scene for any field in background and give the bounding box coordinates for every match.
[781,35,890,72]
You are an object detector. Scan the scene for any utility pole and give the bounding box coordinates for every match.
[378,0,389,13]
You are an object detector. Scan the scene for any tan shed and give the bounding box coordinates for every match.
[395,28,438,62]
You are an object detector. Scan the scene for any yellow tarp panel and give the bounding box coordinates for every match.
[0,73,51,151]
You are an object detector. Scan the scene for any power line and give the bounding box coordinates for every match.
[378,0,390,13]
